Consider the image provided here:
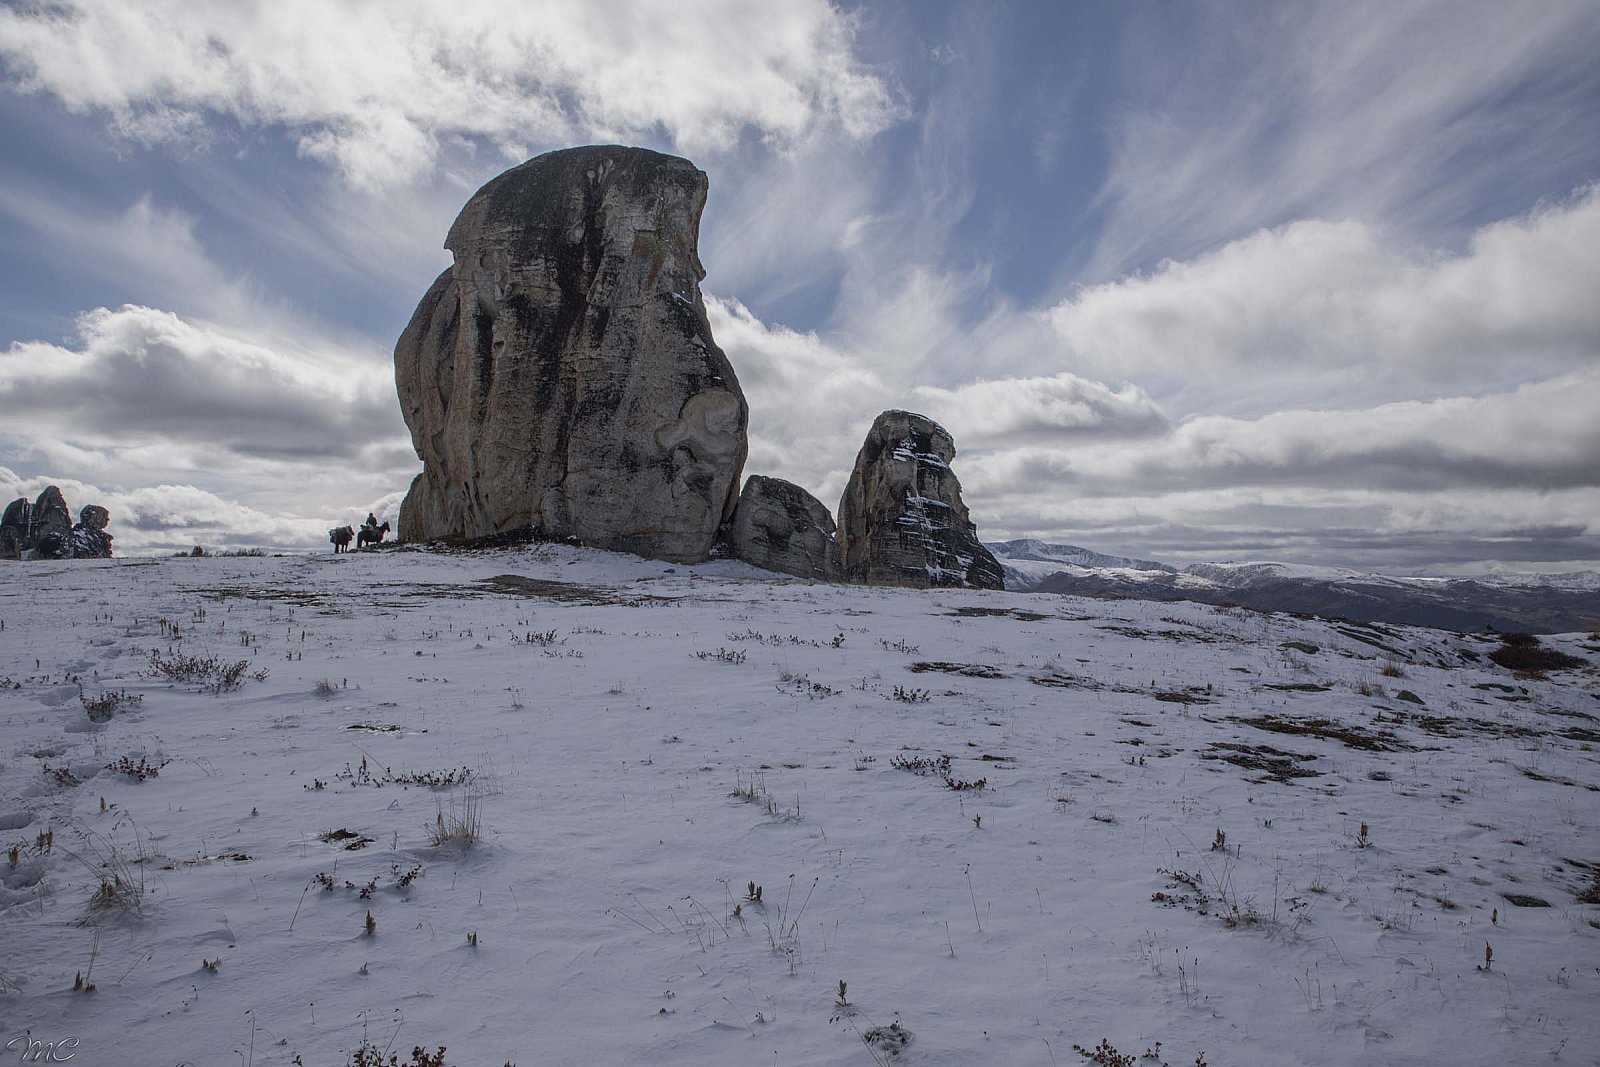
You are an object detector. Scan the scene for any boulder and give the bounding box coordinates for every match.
[30,487,72,559]
[836,410,1004,589]
[71,504,113,558]
[0,498,28,558]
[0,488,115,559]
[724,476,841,581]
[395,145,748,563]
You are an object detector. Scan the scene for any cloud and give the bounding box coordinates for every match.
[1,304,406,461]
[910,373,1167,447]
[0,465,344,553]
[0,188,222,308]
[1048,185,1600,406]
[0,0,901,188]
[707,295,891,505]
[0,305,418,544]
[955,371,1600,569]
[1091,1,1600,276]
[964,370,1600,496]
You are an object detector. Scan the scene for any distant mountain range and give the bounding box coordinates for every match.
[986,540,1600,634]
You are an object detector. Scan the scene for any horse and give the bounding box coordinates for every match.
[329,525,354,553]
[357,521,390,549]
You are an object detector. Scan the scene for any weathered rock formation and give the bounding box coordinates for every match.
[723,475,842,581]
[395,145,748,562]
[0,487,113,559]
[836,410,1003,589]
[72,505,114,558]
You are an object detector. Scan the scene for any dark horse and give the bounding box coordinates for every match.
[357,521,390,549]
[329,525,354,553]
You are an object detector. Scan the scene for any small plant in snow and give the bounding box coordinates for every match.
[105,755,167,782]
[346,1043,450,1067]
[694,647,746,664]
[428,790,482,848]
[889,752,950,776]
[861,1018,912,1058]
[80,688,141,721]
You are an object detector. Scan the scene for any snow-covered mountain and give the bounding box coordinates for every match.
[985,538,1175,591]
[988,542,1600,633]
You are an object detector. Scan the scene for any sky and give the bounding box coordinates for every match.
[0,0,1597,572]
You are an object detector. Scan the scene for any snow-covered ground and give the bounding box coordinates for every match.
[1,545,1598,1066]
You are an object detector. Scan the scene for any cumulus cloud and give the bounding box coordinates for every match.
[0,304,406,462]
[911,374,1167,447]
[707,295,890,504]
[1049,185,1600,404]
[0,465,348,553]
[0,0,901,188]
[956,371,1600,569]
[963,370,1600,496]
[0,305,417,549]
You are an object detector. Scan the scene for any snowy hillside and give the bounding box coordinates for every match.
[1,546,1598,1066]
[990,543,1600,634]
[985,540,1175,593]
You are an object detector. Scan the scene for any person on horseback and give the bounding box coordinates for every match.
[365,512,379,531]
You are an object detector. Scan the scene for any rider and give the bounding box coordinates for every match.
[364,512,379,531]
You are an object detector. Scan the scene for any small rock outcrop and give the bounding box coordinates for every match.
[836,410,1003,589]
[0,487,114,559]
[724,475,841,581]
[71,505,114,558]
[395,145,748,563]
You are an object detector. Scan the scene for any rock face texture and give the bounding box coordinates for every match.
[836,410,1004,589]
[71,505,114,558]
[0,487,113,559]
[31,486,72,558]
[724,475,842,581]
[395,145,748,562]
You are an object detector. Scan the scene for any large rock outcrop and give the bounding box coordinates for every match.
[836,410,1003,589]
[0,487,114,559]
[724,475,842,581]
[396,145,748,562]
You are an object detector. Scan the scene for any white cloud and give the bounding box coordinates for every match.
[707,295,890,506]
[0,465,340,553]
[910,373,1167,447]
[0,0,901,188]
[0,305,417,542]
[963,370,1600,496]
[1049,185,1600,405]
[1092,0,1600,275]
[955,370,1600,568]
[0,304,404,457]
